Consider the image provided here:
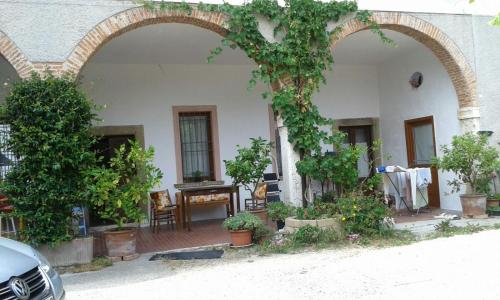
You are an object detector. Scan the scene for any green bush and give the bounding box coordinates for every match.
[336,196,391,236]
[85,141,162,229]
[295,201,338,220]
[1,73,97,246]
[222,212,263,231]
[292,225,322,244]
[433,132,499,194]
[292,225,339,246]
[224,137,272,199]
[266,201,294,222]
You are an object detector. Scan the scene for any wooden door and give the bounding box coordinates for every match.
[404,116,440,208]
[339,125,374,179]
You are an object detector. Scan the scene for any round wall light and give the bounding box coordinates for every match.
[409,72,423,88]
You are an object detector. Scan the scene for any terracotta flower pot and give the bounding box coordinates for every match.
[487,198,500,207]
[460,194,487,218]
[229,229,252,247]
[103,228,139,260]
[248,209,268,224]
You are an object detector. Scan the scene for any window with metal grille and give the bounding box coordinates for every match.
[0,124,18,180]
[179,112,215,182]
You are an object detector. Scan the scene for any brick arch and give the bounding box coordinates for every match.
[63,6,230,76]
[332,12,479,130]
[0,31,33,79]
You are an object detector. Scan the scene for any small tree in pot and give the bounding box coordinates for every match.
[224,137,272,218]
[433,132,500,218]
[86,140,162,260]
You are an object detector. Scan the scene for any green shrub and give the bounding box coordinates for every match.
[222,212,263,231]
[293,225,321,244]
[295,201,338,220]
[85,141,162,229]
[292,225,339,246]
[253,225,274,243]
[266,201,294,222]
[1,73,97,246]
[433,132,500,194]
[336,196,391,236]
[224,137,272,199]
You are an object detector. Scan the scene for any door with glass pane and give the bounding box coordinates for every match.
[405,116,440,207]
[179,112,215,182]
[339,125,373,180]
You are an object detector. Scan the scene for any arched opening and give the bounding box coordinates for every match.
[79,20,276,246]
[0,54,20,179]
[63,7,230,76]
[314,26,465,213]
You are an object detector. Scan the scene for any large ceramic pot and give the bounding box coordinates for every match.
[248,209,268,224]
[103,228,139,261]
[487,198,500,207]
[460,194,487,218]
[284,215,344,237]
[229,230,252,247]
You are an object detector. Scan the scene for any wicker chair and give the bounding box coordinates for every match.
[245,183,267,210]
[149,190,178,233]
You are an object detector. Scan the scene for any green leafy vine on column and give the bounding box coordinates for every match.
[141,0,393,200]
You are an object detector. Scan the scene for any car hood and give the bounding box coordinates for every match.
[0,238,39,283]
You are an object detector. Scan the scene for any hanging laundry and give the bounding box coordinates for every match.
[416,167,432,187]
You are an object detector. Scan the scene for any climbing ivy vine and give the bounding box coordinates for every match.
[142,0,392,203]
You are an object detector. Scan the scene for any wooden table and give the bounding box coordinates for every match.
[178,185,240,231]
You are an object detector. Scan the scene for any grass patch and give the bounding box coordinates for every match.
[354,230,417,248]
[427,220,484,239]
[56,257,112,274]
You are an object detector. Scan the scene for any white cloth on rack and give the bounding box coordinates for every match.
[407,169,418,209]
[416,168,432,187]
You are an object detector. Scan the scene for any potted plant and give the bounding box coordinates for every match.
[267,202,293,230]
[192,170,203,182]
[222,212,264,247]
[86,141,162,260]
[434,132,500,218]
[487,193,500,207]
[224,137,272,220]
[285,202,343,237]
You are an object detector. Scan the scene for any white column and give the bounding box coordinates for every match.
[458,107,480,133]
[277,116,303,207]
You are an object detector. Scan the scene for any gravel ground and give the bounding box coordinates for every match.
[64,230,500,300]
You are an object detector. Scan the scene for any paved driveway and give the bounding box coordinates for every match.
[64,230,500,299]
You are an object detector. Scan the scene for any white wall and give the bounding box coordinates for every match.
[81,63,271,220]
[81,47,463,216]
[315,65,380,120]
[378,45,462,211]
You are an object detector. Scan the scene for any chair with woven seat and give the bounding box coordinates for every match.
[245,183,267,210]
[149,190,178,233]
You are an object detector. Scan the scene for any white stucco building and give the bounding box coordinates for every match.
[0,0,499,222]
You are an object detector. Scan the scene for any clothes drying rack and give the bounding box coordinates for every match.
[379,170,429,214]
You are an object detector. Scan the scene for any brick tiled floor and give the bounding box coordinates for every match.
[93,220,230,256]
[136,219,231,254]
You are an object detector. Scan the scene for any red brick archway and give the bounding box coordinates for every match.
[62,6,229,76]
[0,31,33,79]
[332,12,478,118]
